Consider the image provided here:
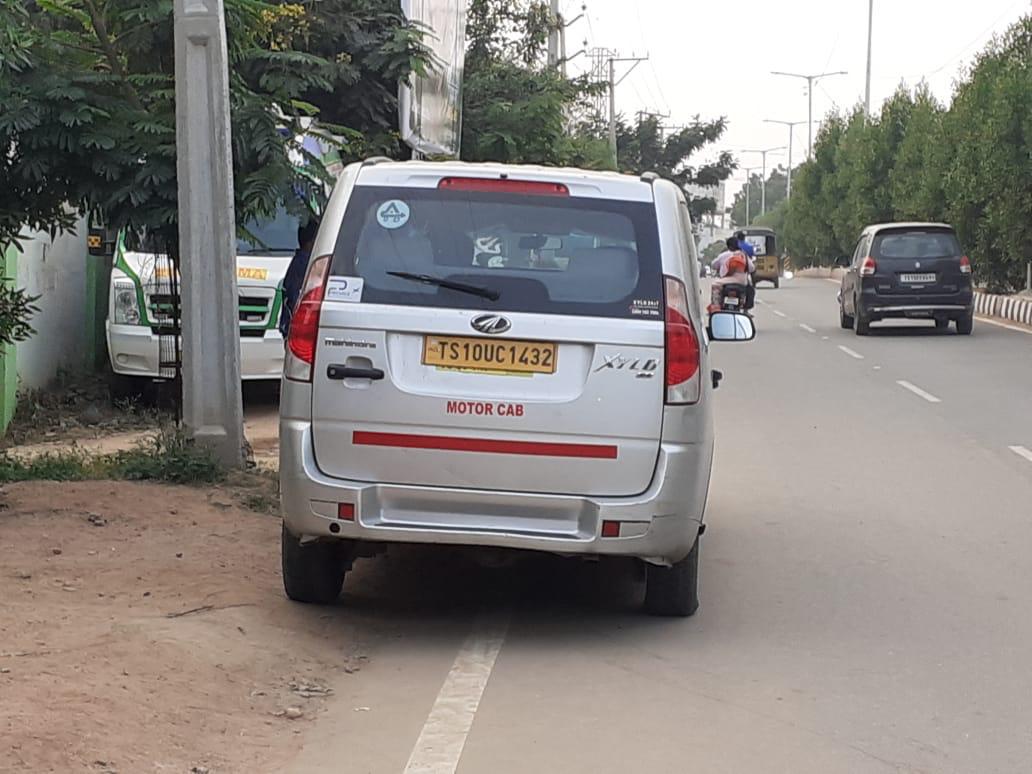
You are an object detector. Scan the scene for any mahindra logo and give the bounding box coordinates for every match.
[471,314,511,335]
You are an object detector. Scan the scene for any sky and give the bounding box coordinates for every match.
[561,0,1030,206]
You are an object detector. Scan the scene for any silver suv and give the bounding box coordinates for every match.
[279,161,754,616]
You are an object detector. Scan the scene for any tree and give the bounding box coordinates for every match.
[460,0,609,166]
[0,0,429,250]
[615,114,736,220]
[781,14,1031,284]
[0,0,428,343]
[941,15,1031,291]
[730,167,787,228]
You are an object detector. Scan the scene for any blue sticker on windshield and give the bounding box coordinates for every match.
[376,200,410,230]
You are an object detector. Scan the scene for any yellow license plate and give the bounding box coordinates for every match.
[423,335,557,374]
[238,267,269,281]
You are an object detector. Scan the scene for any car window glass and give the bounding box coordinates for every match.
[330,186,664,319]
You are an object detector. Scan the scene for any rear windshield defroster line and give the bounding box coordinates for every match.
[329,185,665,320]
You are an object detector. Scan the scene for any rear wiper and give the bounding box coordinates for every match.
[387,271,500,301]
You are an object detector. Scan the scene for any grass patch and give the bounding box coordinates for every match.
[0,427,223,485]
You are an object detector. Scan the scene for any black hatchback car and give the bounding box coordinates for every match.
[837,223,974,336]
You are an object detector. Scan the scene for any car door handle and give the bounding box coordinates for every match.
[326,365,385,381]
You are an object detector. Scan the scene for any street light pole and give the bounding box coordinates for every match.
[764,120,805,198]
[865,0,874,115]
[173,0,245,467]
[771,70,848,159]
[742,147,785,216]
[740,167,758,227]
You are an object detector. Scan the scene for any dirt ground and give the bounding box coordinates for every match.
[0,480,365,774]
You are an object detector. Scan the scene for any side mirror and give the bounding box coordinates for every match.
[834,255,851,268]
[708,311,756,342]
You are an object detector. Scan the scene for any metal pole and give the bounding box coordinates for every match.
[745,176,751,227]
[173,0,244,467]
[865,0,874,115]
[548,0,560,67]
[608,57,617,167]
[761,152,767,216]
[787,127,794,198]
[807,76,814,160]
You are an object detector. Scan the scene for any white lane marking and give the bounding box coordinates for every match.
[824,278,841,285]
[976,316,1032,335]
[897,380,942,403]
[837,345,864,360]
[405,615,510,774]
[757,298,769,306]
[799,323,817,333]
[873,366,882,370]
[1009,446,1032,464]
[773,310,788,318]
[821,336,830,340]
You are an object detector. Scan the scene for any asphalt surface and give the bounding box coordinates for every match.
[289,278,1032,774]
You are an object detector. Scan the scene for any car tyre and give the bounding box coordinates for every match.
[281,524,352,604]
[854,300,870,336]
[839,303,854,329]
[935,317,949,331]
[772,277,780,289]
[644,535,700,617]
[956,311,974,335]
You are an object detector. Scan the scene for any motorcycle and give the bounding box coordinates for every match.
[717,283,751,313]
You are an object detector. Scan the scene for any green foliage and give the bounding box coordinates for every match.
[0,284,39,346]
[0,427,223,484]
[0,0,428,251]
[460,0,610,167]
[730,167,787,228]
[616,114,736,219]
[784,14,1032,285]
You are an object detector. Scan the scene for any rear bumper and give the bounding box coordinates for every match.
[279,419,712,566]
[106,324,284,380]
[859,288,973,318]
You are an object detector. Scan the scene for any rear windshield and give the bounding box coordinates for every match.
[873,230,960,260]
[329,185,664,319]
[742,233,774,256]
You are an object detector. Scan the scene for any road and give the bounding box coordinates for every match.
[286,278,1032,774]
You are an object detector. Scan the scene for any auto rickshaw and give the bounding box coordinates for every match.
[739,227,780,288]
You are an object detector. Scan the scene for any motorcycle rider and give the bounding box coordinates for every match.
[709,237,754,312]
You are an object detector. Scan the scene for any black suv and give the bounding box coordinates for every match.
[837,223,974,336]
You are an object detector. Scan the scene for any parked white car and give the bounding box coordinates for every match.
[279,160,754,616]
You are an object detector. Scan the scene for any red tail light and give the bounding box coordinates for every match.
[285,255,331,382]
[859,256,877,277]
[959,255,972,274]
[438,177,569,196]
[663,276,701,405]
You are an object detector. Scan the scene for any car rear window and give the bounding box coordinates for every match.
[873,230,961,260]
[329,185,664,319]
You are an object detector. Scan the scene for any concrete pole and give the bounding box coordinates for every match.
[608,57,618,167]
[865,0,874,116]
[548,0,560,67]
[173,0,244,467]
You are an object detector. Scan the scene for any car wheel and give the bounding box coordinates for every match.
[644,535,700,617]
[956,311,974,335]
[854,302,870,336]
[281,524,352,604]
[839,302,854,329]
[935,317,949,331]
[772,277,780,289]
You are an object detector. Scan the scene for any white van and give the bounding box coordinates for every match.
[104,207,301,396]
[279,160,755,616]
